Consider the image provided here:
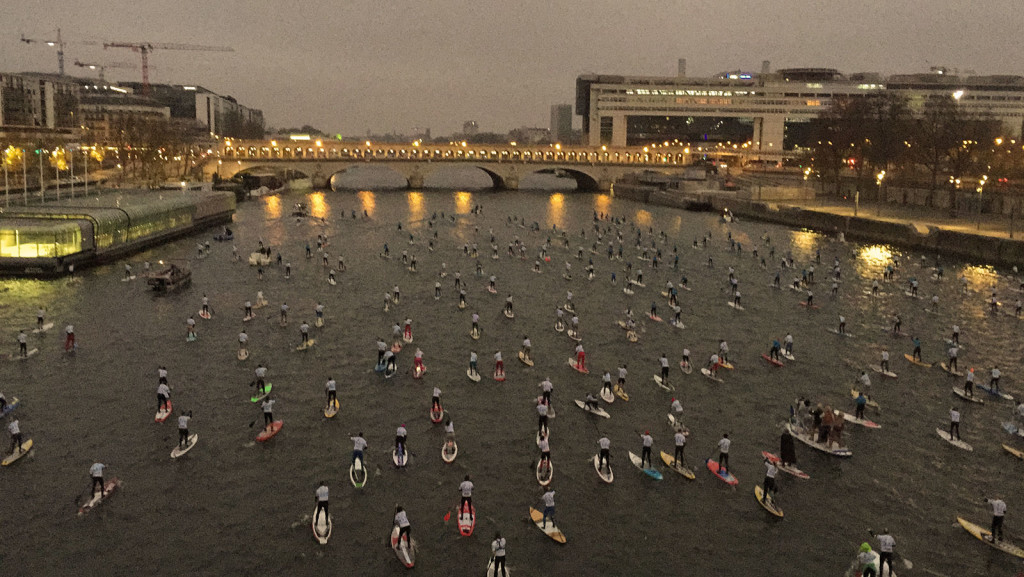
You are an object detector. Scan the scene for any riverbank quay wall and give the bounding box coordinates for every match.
[615,183,1024,268]
[0,190,235,277]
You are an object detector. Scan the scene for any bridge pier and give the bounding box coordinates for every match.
[407,174,424,189]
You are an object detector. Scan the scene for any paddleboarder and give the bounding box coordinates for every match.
[780,428,797,467]
[671,398,683,414]
[964,368,975,397]
[299,321,310,346]
[983,496,1006,542]
[538,432,551,471]
[394,424,408,458]
[458,475,474,518]
[494,351,504,378]
[431,387,442,413]
[350,433,367,466]
[989,366,1001,392]
[314,482,329,527]
[7,419,23,455]
[261,397,275,429]
[521,336,532,362]
[659,354,670,384]
[947,345,959,372]
[539,488,556,529]
[672,428,686,467]
[717,433,731,473]
[598,436,611,472]
[393,506,412,548]
[762,458,779,504]
[867,529,896,576]
[538,378,553,405]
[469,350,479,378]
[326,377,337,407]
[177,410,192,449]
[157,383,170,413]
[491,532,508,577]
[537,399,549,435]
[639,431,653,468]
[89,462,106,496]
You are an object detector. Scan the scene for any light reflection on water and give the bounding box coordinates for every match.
[262,195,281,220]
[357,190,376,218]
[308,192,328,220]
[407,192,425,225]
[548,193,565,229]
[454,191,473,214]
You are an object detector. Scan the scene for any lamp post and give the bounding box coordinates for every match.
[976,175,988,231]
[3,150,8,207]
[23,148,28,205]
[875,170,886,216]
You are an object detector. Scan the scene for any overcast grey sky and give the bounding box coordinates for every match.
[3,1,1022,136]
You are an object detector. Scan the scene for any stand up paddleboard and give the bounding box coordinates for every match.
[761,451,810,479]
[442,439,458,463]
[593,454,614,483]
[700,368,724,383]
[78,478,121,515]
[296,339,317,351]
[613,384,630,401]
[850,389,880,409]
[529,507,567,544]
[952,387,984,404]
[660,451,695,479]
[413,365,426,379]
[390,526,416,568]
[979,384,1014,401]
[679,361,692,375]
[256,421,283,442]
[430,403,443,423]
[706,458,738,485]
[470,328,481,340]
[957,516,1024,558]
[754,486,784,518]
[536,458,553,486]
[761,354,784,367]
[467,369,482,382]
[600,388,614,403]
[384,364,397,379]
[238,349,250,361]
[726,302,745,311]
[652,375,674,391]
[170,434,198,459]
[837,410,881,429]
[870,365,898,379]
[518,351,534,366]
[567,358,589,374]
[574,399,610,418]
[393,447,409,468]
[324,398,340,418]
[1003,444,1024,460]
[935,428,972,450]
[493,370,505,382]
[349,459,367,488]
[628,451,663,480]
[2,439,33,466]
[328,278,337,286]
[503,309,515,319]
[939,362,963,377]
[32,322,54,334]
[457,505,476,536]
[312,510,332,545]
[155,401,173,423]
[315,317,324,328]
[903,353,932,367]
[250,383,272,403]
[198,310,212,320]
[827,328,855,338]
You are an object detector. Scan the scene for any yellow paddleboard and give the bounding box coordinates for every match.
[1003,444,1024,460]
[2,439,33,466]
[529,507,566,544]
[755,486,784,518]
[957,516,1024,558]
[659,450,695,480]
[613,384,630,401]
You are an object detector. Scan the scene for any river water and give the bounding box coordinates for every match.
[1,178,1022,576]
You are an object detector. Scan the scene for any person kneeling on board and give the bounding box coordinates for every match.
[584,393,600,412]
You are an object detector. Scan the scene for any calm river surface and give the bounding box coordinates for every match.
[1,180,1022,576]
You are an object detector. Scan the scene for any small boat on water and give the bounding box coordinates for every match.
[147,264,192,292]
[292,203,310,217]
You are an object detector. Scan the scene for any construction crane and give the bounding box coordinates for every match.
[102,41,234,94]
[73,60,136,82]
[20,27,68,75]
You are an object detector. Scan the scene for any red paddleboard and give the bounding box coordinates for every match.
[155,400,173,423]
[567,358,590,374]
[494,371,506,382]
[761,451,810,479]
[761,354,784,367]
[457,504,476,536]
[706,458,739,485]
[430,402,443,424]
[256,420,283,442]
[413,365,426,379]
[799,302,819,309]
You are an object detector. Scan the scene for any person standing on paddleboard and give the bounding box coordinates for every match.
[394,506,412,547]
[880,349,890,373]
[762,458,779,504]
[431,387,442,413]
[469,350,478,377]
[261,397,275,429]
[314,482,329,526]
[299,322,310,346]
[584,393,600,412]
[539,378,553,405]
[659,354,670,383]
[574,343,585,371]
[854,543,879,577]
[769,339,781,362]
[201,295,210,317]
[458,475,474,518]
[376,338,387,366]
[8,419,24,454]
[395,424,407,455]
[780,428,797,466]
[989,366,1001,392]
[17,329,28,358]
[598,437,611,472]
[64,324,75,352]
[494,351,504,378]
[350,433,367,466]
[540,488,556,529]
[521,336,531,362]
[964,368,975,397]
[947,345,959,373]
[89,462,106,496]
[157,383,170,413]
[36,307,45,331]
[867,529,896,576]
[673,428,687,467]
[538,433,551,471]
[949,407,962,440]
[639,432,654,468]
[186,316,197,340]
[326,377,337,407]
[254,365,268,395]
[601,372,612,397]
[491,532,508,577]
[279,303,289,325]
[177,411,192,449]
[238,330,248,356]
[717,434,731,472]
[536,399,549,435]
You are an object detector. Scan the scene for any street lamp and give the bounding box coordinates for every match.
[976,175,988,231]
[875,170,886,216]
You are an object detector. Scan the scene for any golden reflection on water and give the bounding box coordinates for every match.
[634,209,652,227]
[548,193,565,229]
[594,193,611,216]
[961,264,999,291]
[455,191,473,214]
[263,195,281,220]
[857,245,894,269]
[407,192,425,223]
[788,230,822,261]
[358,190,376,218]
[309,192,328,220]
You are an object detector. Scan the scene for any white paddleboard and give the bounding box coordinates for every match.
[312,509,331,544]
[32,322,54,334]
[170,434,199,458]
[593,454,613,483]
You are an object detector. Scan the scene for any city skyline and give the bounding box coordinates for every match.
[2,1,1023,136]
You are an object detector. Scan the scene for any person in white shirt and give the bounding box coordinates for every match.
[762,458,778,503]
[238,330,248,355]
[984,497,1006,542]
[672,429,687,468]
[538,433,551,470]
[536,401,549,435]
[299,322,310,346]
[708,354,720,377]
[261,398,275,429]
[491,532,508,577]
[314,482,329,526]
[64,324,75,352]
[17,330,28,357]
[393,505,411,547]
[867,529,895,576]
[254,365,268,394]
[880,349,890,373]
[659,354,670,382]
[718,434,732,472]
[158,366,168,385]
[639,432,654,468]
[521,336,532,361]
[458,475,474,517]
[201,294,210,316]
[156,383,170,413]
[279,303,289,324]
[990,366,1002,392]
[784,333,793,355]
[431,387,442,413]
[468,351,478,377]
[395,425,408,456]
[494,351,504,377]
[350,433,367,466]
[538,378,553,405]
[540,488,556,529]
[718,341,729,363]
[617,365,628,386]
[949,407,961,440]
[89,462,106,496]
[601,372,612,396]
[947,346,959,372]
[8,419,24,454]
[177,411,192,449]
[597,437,611,472]
[325,377,337,407]
[36,307,45,330]
[186,316,196,340]
[671,398,683,414]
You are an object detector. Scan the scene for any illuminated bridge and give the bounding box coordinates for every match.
[205,139,778,192]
